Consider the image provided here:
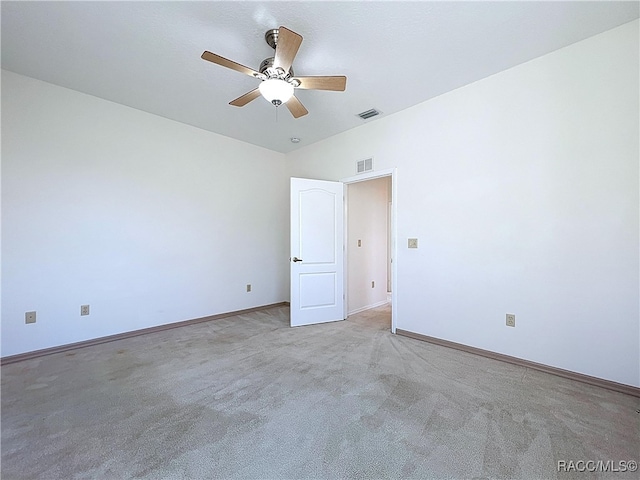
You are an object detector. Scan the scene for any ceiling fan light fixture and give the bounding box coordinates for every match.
[259,78,294,106]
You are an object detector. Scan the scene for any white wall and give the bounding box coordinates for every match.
[288,21,640,387]
[1,70,289,357]
[347,177,390,314]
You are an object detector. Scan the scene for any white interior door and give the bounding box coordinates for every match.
[290,177,344,327]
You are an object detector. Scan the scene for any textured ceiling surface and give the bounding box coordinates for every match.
[2,1,638,153]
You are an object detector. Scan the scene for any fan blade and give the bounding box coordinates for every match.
[201,51,260,78]
[229,88,261,107]
[292,76,347,91]
[273,27,302,73]
[285,95,308,118]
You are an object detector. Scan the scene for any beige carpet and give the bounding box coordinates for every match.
[2,304,638,479]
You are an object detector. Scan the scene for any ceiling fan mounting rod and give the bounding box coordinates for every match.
[264,28,280,49]
[260,28,300,84]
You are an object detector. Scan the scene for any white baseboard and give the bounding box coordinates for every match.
[348,299,390,316]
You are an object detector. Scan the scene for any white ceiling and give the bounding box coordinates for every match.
[2,1,638,153]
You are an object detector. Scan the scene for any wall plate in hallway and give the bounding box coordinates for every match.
[506,314,515,327]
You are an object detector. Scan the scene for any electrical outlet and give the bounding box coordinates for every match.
[357,239,362,247]
[25,311,36,324]
[246,284,251,292]
[506,314,515,327]
[408,238,418,248]
[371,281,375,288]
[81,305,90,316]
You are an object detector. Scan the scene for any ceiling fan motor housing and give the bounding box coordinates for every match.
[259,57,295,81]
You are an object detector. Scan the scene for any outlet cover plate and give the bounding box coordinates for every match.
[25,311,36,324]
[81,305,90,316]
[506,314,515,327]
[408,238,418,248]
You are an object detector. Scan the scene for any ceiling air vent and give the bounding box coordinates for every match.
[356,158,373,174]
[357,108,381,120]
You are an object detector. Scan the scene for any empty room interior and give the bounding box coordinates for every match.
[1,1,639,479]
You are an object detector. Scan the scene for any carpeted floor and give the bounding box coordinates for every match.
[1,304,638,479]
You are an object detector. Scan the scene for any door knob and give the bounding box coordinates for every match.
[292,257,303,262]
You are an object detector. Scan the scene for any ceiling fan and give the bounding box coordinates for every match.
[201,26,346,118]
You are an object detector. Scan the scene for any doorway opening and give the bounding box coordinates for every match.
[342,168,397,333]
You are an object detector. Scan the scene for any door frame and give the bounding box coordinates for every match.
[341,168,398,333]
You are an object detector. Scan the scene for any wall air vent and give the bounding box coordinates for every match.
[356,158,373,174]
[357,108,381,120]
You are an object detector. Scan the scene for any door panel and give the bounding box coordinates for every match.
[300,189,336,263]
[300,272,336,308]
[290,178,344,327]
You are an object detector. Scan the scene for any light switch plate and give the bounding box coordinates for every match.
[408,238,418,248]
